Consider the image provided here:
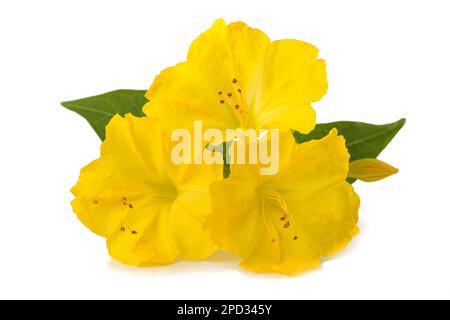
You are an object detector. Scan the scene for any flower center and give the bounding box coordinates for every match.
[217,78,252,129]
[259,189,299,243]
[117,187,177,235]
[90,183,178,236]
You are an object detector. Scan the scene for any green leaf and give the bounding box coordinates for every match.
[61,89,147,140]
[293,118,405,160]
[206,142,232,179]
[293,118,406,182]
[223,162,231,179]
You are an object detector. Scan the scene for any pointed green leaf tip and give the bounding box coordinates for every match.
[61,89,147,140]
[294,118,406,160]
[293,118,406,182]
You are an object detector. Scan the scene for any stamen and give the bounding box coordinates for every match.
[260,190,300,238]
[120,195,138,234]
[261,199,279,246]
[93,200,99,205]
[93,185,127,199]
[215,82,250,128]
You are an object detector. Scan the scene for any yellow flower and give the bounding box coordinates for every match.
[144,19,327,134]
[205,129,360,275]
[71,114,220,266]
[348,158,399,182]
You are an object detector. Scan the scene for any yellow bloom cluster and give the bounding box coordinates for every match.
[72,19,362,275]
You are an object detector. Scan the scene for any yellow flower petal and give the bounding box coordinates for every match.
[253,40,327,133]
[71,114,220,266]
[205,130,359,275]
[187,19,270,93]
[107,203,175,266]
[144,62,240,133]
[269,129,349,194]
[348,158,399,182]
[145,19,326,133]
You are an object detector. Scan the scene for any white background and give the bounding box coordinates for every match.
[1,0,449,300]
